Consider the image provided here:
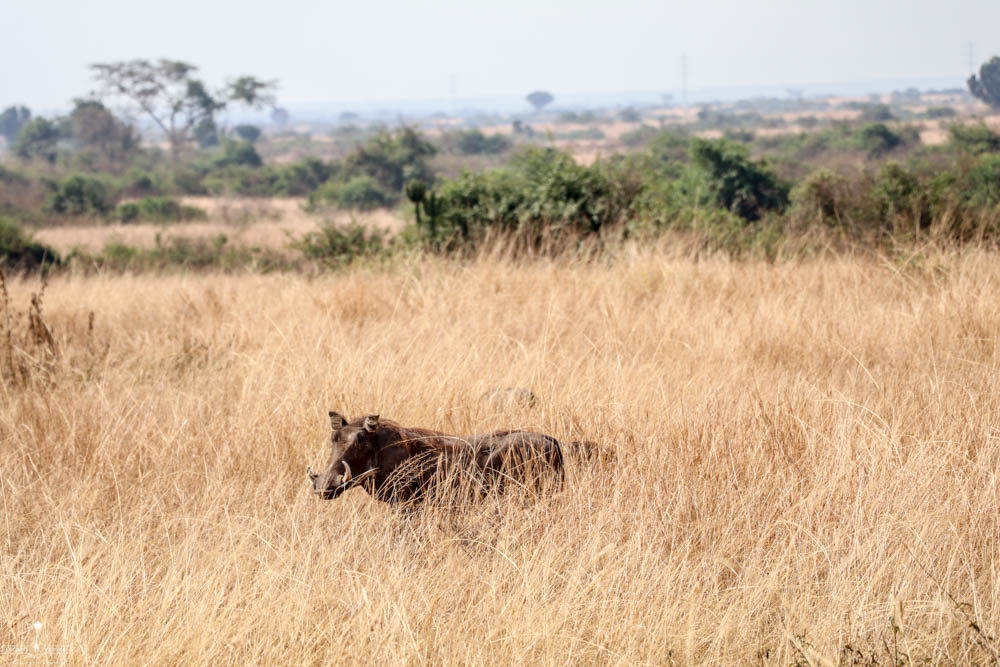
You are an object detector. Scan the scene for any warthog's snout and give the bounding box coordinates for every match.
[307,464,345,499]
[308,461,378,500]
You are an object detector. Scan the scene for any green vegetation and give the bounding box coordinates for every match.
[690,138,788,221]
[948,123,1000,154]
[5,57,1000,273]
[116,197,207,223]
[0,216,60,270]
[968,56,1000,109]
[443,129,512,155]
[45,175,115,216]
[291,223,385,267]
[14,118,62,163]
[0,106,31,144]
[308,175,394,211]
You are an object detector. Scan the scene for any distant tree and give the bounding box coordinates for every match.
[347,127,436,192]
[858,104,895,123]
[233,124,262,143]
[525,90,554,112]
[512,119,534,136]
[270,107,290,128]
[68,99,138,166]
[214,139,262,168]
[858,123,903,157]
[193,117,220,148]
[89,59,277,162]
[968,56,1000,109]
[450,129,511,155]
[0,105,31,144]
[13,117,63,163]
[618,107,641,123]
[339,111,359,123]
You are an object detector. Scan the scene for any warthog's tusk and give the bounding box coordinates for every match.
[352,468,378,485]
[342,460,352,484]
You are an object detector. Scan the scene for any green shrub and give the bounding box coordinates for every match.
[924,106,957,119]
[949,123,1000,154]
[447,129,512,155]
[171,168,208,195]
[789,169,854,224]
[45,175,116,216]
[648,129,692,161]
[213,140,262,168]
[857,104,895,122]
[872,162,925,224]
[291,223,385,267]
[857,123,904,157]
[276,158,332,196]
[723,129,755,143]
[116,197,207,223]
[0,216,60,270]
[86,234,288,272]
[690,138,789,221]
[965,155,1000,207]
[620,125,661,147]
[308,174,394,211]
[411,148,643,249]
[202,166,280,196]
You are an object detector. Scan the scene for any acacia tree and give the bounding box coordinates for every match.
[525,90,554,111]
[89,59,276,162]
[969,56,1000,109]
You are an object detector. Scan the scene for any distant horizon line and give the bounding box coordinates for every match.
[29,73,969,119]
[274,74,969,117]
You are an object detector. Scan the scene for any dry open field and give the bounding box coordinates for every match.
[2,246,999,663]
[33,197,407,255]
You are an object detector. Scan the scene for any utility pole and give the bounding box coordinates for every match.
[681,54,688,106]
[450,73,457,115]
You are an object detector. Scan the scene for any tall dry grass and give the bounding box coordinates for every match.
[2,247,999,664]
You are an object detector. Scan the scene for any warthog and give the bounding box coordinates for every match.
[308,411,593,504]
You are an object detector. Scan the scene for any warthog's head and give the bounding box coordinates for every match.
[308,411,381,500]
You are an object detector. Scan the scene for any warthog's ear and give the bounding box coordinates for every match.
[329,411,347,429]
[363,414,380,433]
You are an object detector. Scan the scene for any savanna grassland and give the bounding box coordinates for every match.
[2,245,999,664]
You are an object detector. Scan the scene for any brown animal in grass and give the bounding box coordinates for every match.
[307,411,594,504]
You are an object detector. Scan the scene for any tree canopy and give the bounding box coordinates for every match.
[89,59,277,161]
[13,118,62,163]
[969,56,1000,109]
[0,106,31,144]
[525,91,554,111]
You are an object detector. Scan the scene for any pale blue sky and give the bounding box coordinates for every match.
[2,0,999,111]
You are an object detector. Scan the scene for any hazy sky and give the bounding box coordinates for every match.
[3,0,999,111]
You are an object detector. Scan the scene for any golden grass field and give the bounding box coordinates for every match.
[2,246,1000,664]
